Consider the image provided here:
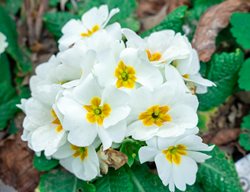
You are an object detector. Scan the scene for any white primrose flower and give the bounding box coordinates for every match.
[0,32,8,54]
[17,97,67,156]
[166,46,215,94]
[53,141,100,181]
[57,74,130,150]
[139,133,213,192]
[30,46,96,105]
[59,5,120,51]
[94,47,163,90]
[127,81,198,140]
[123,29,215,94]
[122,29,190,65]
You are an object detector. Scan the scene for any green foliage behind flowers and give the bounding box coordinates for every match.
[198,49,244,111]
[239,113,250,151]
[230,13,250,50]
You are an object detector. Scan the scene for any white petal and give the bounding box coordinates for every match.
[73,74,101,105]
[138,146,158,163]
[97,126,113,150]
[187,151,211,163]
[173,156,198,190]
[122,28,146,49]
[169,105,198,129]
[104,120,127,143]
[53,142,74,159]
[155,153,173,186]
[128,121,158,140]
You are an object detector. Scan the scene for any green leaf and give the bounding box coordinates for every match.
[0,82,29,130]
[239,114,250,151]
[141,6,187,37]
[49,0,60,7]
[197,147,243,192]
[39,169,96,192]
[95,167,133,192]
[198,49,244,111]
[238,58,250,91]
[33,153,59,172]
[120,139,142,167]
[77,0,139,32]
[0,6,32,73]
[95,164,201,192]
[0,53,11,84]
[230,13,250,50]
[0,95,20,130]
[43,12,79,39]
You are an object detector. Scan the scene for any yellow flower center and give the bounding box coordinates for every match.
[139,105,171,127]
[51,109,63,133]
[71,145,88,161]
[182,74,190,79]
[162,144,187,165]
[146,50,162,62]
[81,25,100,37]
[83,97,111,125]
[115,60,136,89]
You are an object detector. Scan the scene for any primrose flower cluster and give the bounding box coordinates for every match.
[18,5,214,192]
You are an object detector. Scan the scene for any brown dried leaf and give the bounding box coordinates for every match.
[0,132,39,192]
[97,147,128,174]
[192,0,250,62]
[210,128,241,145]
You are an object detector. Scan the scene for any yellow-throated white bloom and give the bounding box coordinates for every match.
[122,29,190,65]
[57,74,130,150]
[127,81,198,140]
[0,32,8,54]
[59,5,120,51]
[94,47,163,90]
[139,132,213,191]
[166,46,215,94]
[53,142,100,181]
[17,97,67,156]
[123,29,214,94]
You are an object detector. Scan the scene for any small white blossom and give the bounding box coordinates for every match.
[59,5,120,51]
[127,81,198,140]
[17,97,67,156]
[57,74,130,150]
[139,131,213,191]
[53,142,100,181]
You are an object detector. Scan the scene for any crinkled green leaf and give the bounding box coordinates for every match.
[120,139,142,167]
[95,164,201,192]
[39,169,96,192]
[197,147,243,192]
[77,0,139,32]
[239,114,250,151]
[95,167,133,192]
[33,153,59,172]
[142,6,187,37]
[230,13,250,50]
[43,12,79,39]
[238,58,250,91]
[0,6,31,73]
[198,49,244,111]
